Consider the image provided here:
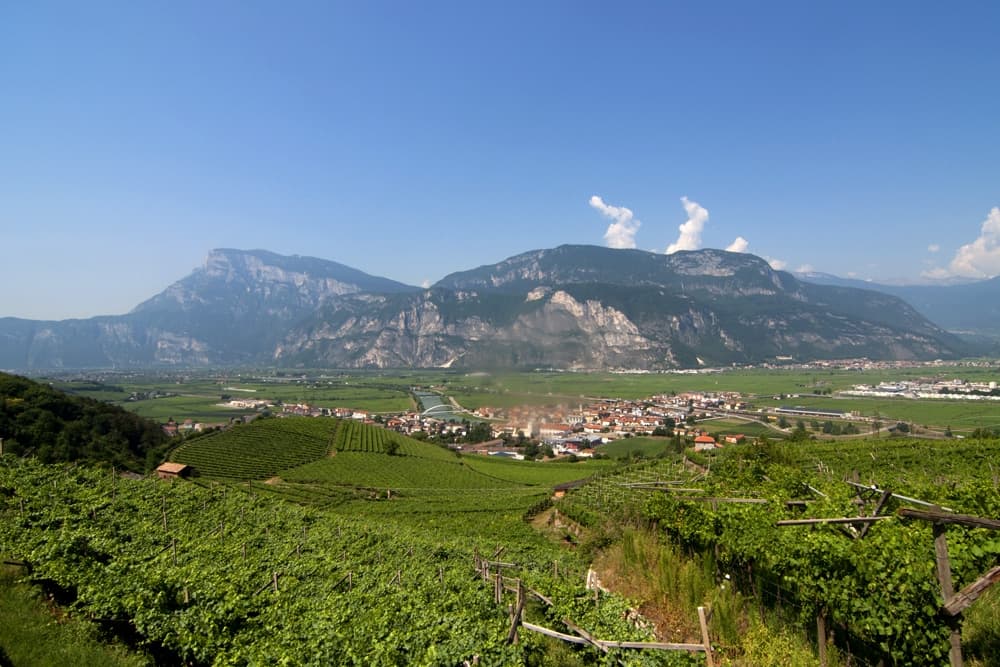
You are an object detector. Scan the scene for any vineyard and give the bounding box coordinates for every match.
[0,456,667,666]
[169,417,339,479]
[559,438,1000,665]
[332,418,458,461]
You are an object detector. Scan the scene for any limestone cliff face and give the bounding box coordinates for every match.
[0,245,971,370]
[274,263,965,369]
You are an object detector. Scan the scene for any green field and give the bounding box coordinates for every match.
[754,395,1000,433]
[49,373,416,422]
[44,366,1000,434]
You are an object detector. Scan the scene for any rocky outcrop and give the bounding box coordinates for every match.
[0,245,971,370]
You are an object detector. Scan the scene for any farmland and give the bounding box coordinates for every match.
[41,364,1000,434]
[5,406,1000,664]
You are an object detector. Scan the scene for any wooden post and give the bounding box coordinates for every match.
[439,567,444,587]
[183,587,189,604]
[817,609,828,667]
[933,523,964,667]
[171,538,177,566]
[506,580,525,644]
[698,606,715,667]
[495,572,503,604]
[162,506,168,532]
[242,543,247,560]
[553,560,559,579]
[348,571,352,590]
[272,572,279,592]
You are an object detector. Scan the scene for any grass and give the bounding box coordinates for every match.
[0,565,149,667]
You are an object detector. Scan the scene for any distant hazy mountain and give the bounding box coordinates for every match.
[0,246,971,371]
[795,271,1000,335]
[0,249,417,369]
[276,246,967,369]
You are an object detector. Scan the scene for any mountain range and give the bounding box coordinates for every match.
[794,271,1000,338]
[0,246,985,371]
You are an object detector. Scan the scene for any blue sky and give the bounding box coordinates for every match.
[2,1,999,319]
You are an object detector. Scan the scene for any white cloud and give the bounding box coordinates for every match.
[725,236,749,253]
[847,272,858,278]
[766,257,787,271]
[590,195,640,249]
[421,279,431,289]
[666,197,709,254]
[946,207,1000,278]
[796,264,815,273]
[928,243,940,253]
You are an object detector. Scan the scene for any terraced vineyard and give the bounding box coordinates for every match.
[334,419,458,461]
[463,454,615,486]
[283,452,520,490]
[169,417,338,479]
[0,454,655,665]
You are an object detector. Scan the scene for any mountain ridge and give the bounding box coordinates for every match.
[0,246,974,370]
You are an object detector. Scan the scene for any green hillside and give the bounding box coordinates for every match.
[0,372,168,471]
[1,455,650,665]
[169,416,339,479]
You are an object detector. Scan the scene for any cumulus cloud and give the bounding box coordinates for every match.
[421,279,432,289]
[590,195,640,249]
[666,197,709,254]
[928,243,940,253]
[796,264,815,273]
[725,236,749,253]
[766,257,788,271]
[946,207,1000,278]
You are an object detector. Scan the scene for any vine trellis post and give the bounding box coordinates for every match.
[779,488,1000,667]
[898,507,1000,667]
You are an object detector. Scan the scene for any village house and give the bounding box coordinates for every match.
[693,434,718,451]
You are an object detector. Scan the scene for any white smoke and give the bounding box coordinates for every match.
[725,236,749,253]
[590,195,640,249]
[666,197,709,254]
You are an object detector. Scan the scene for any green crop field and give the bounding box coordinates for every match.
[753,395,1000,432]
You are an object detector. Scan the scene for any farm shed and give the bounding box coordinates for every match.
[156,462,192,480]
